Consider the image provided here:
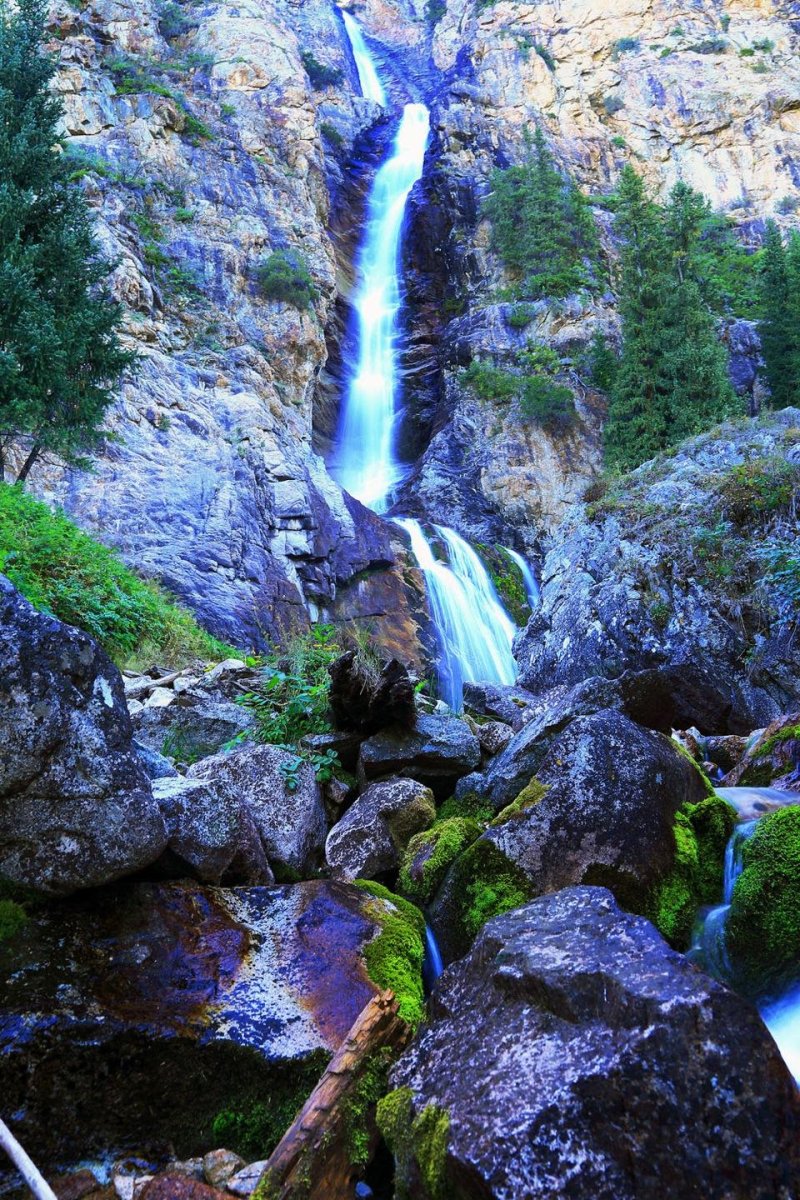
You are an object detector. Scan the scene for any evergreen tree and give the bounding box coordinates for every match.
[758,220,799,409]
[483,126,599,299]
[604,169,735,471]
[0,0,133,483]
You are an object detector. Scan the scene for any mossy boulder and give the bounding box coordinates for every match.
[326,778,436,882]
[724,713,800,791]
[430,710,725,961]
[726,805,800,998]
[398,817,483,907]
[354,881,426,1026]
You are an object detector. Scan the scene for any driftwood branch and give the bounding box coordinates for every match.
[0,1118,58,1200]
[256,990,410,1200]
[124,669,187,700]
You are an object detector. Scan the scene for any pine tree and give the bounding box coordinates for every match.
[604,170,735,471]
[0,0,133,483]
[483,126,599,299]
[758,221,799,410]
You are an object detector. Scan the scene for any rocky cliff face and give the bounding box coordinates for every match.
[38,0,800,646]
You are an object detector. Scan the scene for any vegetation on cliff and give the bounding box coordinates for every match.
[604,169,737,470]
[0,483,232,665]
[0,0,133,484]
[758,220,800,409]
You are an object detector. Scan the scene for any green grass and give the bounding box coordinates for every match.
[0,483,234,667]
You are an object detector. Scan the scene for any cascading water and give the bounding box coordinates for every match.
[335,14,520,707]
[341,10,386,105]
[690,786,800,1082]
[394,518,516,710]
[503,546,540,609]
[332,41,429,509]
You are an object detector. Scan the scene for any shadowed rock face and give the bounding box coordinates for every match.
[0,576,167,895]
[390,888,800,1200]
[0,880,386,1166]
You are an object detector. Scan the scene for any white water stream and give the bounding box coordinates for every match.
[503,546,540,609]
[337,15,520,708]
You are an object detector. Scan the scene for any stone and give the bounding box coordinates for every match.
[202,1150,244,1188]
[328,652,417,735]
[463,681,542,731]
[188,743,327,876]
[153,774,272,885]
[133,739,179,781]
[430,709,724,961]
[0,880,398,1168]
[386,887,800,1200]
[0,576,167,896]
[475,720,513,756]
[52,1171,103,1200]
[139,1179,228,1200]
[144,687,176,709]
[299,729,363,772]
[325,778,436,881]
[723,713,800,791]
[224,1161,268,1197]
[131,696,255,765]
[358,714,481,796]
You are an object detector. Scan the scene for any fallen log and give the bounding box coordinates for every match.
[255,990,410,1200]
[0,1117,58,1200]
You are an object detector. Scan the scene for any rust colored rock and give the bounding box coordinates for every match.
[139,1176,228,1200]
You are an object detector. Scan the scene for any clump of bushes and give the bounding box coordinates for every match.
[0,483,233,666]
[240,624,340,746]
[300,50,343,90]
[460,343,577,434]
[254,249,317,310]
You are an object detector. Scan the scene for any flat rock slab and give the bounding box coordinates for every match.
[0,880,385,1168]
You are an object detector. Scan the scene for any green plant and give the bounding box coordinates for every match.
[398,817,483,906]
[690,37,727,53]
[426,0,446,22]
[752,37,774,52]
[482,125,601,301]
[0,482,234,665]
[519,374,576,431]
[254,249,317,310]
[603,94,625,116]
[720,14,730,31]
[354,881,426,1026]
[507,303,535,329]
[0,899,27,942]
[300,50,343,90]
[739,47,755,57]
[157,0,198,39]
[173,206,195,222]
[320,120,344,148]
[0,0,135,484]
[220,101,236,118]
[612,36,640,57]
[460,360,519,401]
[377,1089,450,1200]
[211,1052,329,1161]
[611,134,627,148]
[534,43,555,70]
[240,624,339,746]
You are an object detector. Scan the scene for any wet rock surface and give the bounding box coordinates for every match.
[0,576,166,895]
[0,880,387,1166]
[390,887,800,1200]
[723,712,800,792]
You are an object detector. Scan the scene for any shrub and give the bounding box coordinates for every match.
[240,624,340,746]
[254,249,317,309]
[603,94,625,116]
[534,43,555,70]
[753,37,774,52]
[157,0,198,39]
[776,195,800,215]
[460,360,519,401]
[519,375,576,432]
[320,120,344,148]
[0,482,233,665]
[300,50,343,90]
[507,304,535,329]
[612,37,640,57]
[690,37,727,54]
[426,0,446,21]
[715,457,799,525]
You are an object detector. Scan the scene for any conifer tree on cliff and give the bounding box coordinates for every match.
[604,168,735,471]
[758,220,800,410]
[0,0,132,484]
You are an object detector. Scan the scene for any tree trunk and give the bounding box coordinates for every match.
[15,444,41,485]
[256,990,410,1200]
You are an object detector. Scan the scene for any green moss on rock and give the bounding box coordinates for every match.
[491,778,548,826]
[473,544,530,626]
[376,1087,450,1200]
[726,805,800,997]
[398,818,483,907]
[354,881,426,1027]
[445,838,532,945]
[343,1047,394,1169]
[648,793,737,948]
[0,899,27,942]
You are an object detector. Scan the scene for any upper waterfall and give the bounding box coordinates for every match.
[332,98,429,510]
[341,10,386,106]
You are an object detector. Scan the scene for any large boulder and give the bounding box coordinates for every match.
[187,744,327,878]
[0,880,406,1169]
[382,888,800,1200]
[514,413,800,732]
[153,775,273,885]
[130,694,254,765]
[325,778,436,881]
[431,710,734,961]
[0,576,167,895]
[358,715,480,797]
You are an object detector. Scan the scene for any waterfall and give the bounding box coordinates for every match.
[332,31,429,511]
[341,10,386,105]
[503,546,540,608]
[423,924,444,990]
[689,793,800,1083]
[394,519,516,710]
[335,16,519,706]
